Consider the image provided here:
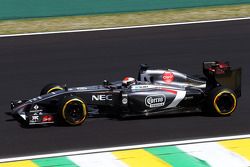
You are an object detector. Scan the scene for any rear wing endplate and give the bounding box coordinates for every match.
[203,61,241,97]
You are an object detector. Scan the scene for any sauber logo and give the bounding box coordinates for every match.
[92,95,112,101]
[34,105,39,110]
[162,72,174,83]
[145,94,166,108]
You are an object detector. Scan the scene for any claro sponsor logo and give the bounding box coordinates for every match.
[92,94,112,101]
[162,72,174,83]
[145,94,166,108]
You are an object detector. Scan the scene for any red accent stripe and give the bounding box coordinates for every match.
[161,88,177,94]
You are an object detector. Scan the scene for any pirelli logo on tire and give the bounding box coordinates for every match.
[145,94,166,108]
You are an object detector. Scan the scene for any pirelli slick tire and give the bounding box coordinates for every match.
[208,87,237,116]
[40,83,64,95]
[58,96,88,126]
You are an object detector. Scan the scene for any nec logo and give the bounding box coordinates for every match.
[92,95,112,101]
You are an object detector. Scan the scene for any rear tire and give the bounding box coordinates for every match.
[40,83,64,95]
[207,87,237,116]
[58,96,88,126]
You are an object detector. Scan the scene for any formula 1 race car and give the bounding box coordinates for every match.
[11,61,241,126]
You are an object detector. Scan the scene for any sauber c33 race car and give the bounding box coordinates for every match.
[10,61,241,126]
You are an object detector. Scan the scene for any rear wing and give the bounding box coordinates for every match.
[203,61,241,97]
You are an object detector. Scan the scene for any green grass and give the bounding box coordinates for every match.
[0,4,250,35]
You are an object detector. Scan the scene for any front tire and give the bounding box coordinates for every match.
[40,83,64,95]
[207,87,237,116]
[58,96,88,126]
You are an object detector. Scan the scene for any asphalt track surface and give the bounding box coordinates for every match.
[0,19,250,159]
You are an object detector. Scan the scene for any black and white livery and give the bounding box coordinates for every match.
[11,61,241,126]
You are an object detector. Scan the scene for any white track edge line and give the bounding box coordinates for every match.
[0,134,250,163]
[0,17,250,38]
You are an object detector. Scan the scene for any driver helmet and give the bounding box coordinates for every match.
[122,77,136,87]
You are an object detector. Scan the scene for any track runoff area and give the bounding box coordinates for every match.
[0,17,250,167]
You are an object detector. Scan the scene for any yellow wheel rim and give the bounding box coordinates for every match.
[213,91,237,115]
[47,86,63,94]
[62,98,87,125]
